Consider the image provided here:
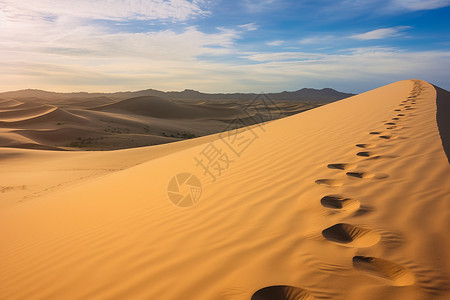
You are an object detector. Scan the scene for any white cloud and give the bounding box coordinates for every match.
[0,24,240,61]
[238,23,258,31]
[0,0,245,92]
[0,1,449,93]
[244,52,325,62]
[266,40,284,46]
[0,0,209,22]
[350,26,412,40]
[299,35,336,44]
[1,45,450,93]
[0,0,254,93]
[391,0,450,10]
[235,47,450,92]
[0,0,237,62]
[312,0,450,19]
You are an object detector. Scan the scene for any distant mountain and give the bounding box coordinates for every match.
[267,88,355,101]
[0,87,355,103]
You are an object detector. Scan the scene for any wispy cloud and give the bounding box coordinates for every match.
[0,0,209,22]
[1,43,450,93]
[238,23,258,31]
[308,0,450,20]
[237,47,450,92]
[266,40,284,46]
[244,52,325,62]
[1,0,449,93]
[390,0,450,11]
[0,1,245,92]
[350,26,412,40]
[1,24,240,61]
[299,35,336,44]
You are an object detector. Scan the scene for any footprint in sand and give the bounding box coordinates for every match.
[356,151,376,157]
[369,131,381,135]
[321,195,360,211]
[315,179,343,187]
[353,256,415,286]
[356,143,377,149]
[346,171,375,179]
[363,154,398,160]
[251,285,315,300]
[322,223,381,247]
[379,135,397,140]
[394,109,401,111]
[346,172,389,179]
[384,122,396,126]
[327,163,357,171]
[392,117,400,120]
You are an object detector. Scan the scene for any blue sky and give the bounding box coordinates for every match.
[1,0,449,93]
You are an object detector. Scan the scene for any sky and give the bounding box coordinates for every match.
[1,0,449,93]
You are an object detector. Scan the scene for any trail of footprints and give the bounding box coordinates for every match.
[252,81,424,299]
[316,81,422,287]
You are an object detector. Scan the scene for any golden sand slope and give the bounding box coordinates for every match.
[0,80,449,299]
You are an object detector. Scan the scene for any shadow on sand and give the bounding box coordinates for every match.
[434,85,450,163]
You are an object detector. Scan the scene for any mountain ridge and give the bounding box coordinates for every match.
[0,87,355,102]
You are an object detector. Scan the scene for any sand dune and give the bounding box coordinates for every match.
[0,94,319,150]
[0,99,22,108]
[93,95,242,119]
[0,79,449,299]
[0,104,57,122]
[11,128,99,145]
[0,106,87,126]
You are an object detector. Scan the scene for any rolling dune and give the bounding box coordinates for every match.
[0,107,88,126]
[0,105,57,122]
[0,95,314,150]
[0,79,449,300]
[92,96,242,119]
[0,99,23,108]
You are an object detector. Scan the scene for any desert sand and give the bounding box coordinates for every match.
[0,79,449,299]
[0,89,338,151]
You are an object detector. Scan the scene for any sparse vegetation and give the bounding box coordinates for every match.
[66,137,96,148]
[104,126,130,134]
[162,131,197,139]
